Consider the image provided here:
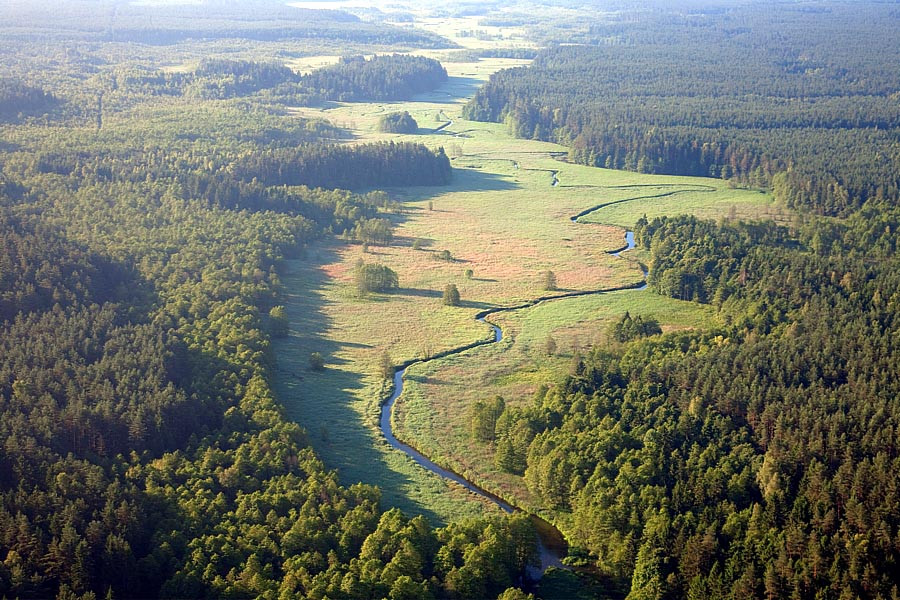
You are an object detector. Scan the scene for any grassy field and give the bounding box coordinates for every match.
[393,288,717,515]
[272,41,775,524]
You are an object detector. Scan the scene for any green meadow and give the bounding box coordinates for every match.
[272,52,775,524]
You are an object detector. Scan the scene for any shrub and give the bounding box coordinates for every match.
[443,283,460,306]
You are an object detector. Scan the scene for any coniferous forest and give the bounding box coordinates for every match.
[3,0,900,599]
[465,3,900,216]
[460,3,900,597]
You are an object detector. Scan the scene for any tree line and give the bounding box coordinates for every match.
[464,3,900,216]
[464,200,900,598]
[0,85,529,598]
[115,54,448,104]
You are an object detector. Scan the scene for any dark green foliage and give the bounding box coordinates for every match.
[236,142,452,190]
[378,111,419,134]
[493,403,540,476]
[187,58,301,99]
[609,312,661,343]
[309,351,325,370]
[301,54,447,102]
[120,54,448,104]
[465,4,900,216]
[443,283,461,307]
[379,351,394,380]
[354,262,400,295]
[0,78,57,120]
[469,396,505,443]
[268,305,288,338]
[350,217,394,245]
[495,205,900,597]
[0,87,521,598]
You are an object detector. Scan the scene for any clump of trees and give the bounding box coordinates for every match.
[443,283,460,306]
[469,396,505,442]
[301,54,448,101]
[609,311,661,342]
[236,141,453,190]
[354,261,399,295]
[349,217,393,245]
[377,110,418,133]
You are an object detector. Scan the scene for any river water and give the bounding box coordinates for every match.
[379,230,643,577]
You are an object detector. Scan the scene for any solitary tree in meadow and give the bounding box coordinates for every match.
[443,283,461,306]
[542,270,558,291]
[379,351,394,380]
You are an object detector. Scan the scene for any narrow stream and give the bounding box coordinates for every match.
[380,227,644,578]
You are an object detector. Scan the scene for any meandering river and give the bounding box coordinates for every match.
[380,226,645,577]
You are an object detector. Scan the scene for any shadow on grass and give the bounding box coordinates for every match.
[460,299,494,310]
[398,287,442,299]
[394,235,434,248]
[271,240,447,523]
[411,76,484,104]
[390,167,519,198]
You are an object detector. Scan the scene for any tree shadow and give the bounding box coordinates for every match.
[393,235,434,248]
[272,240,448,523]
[460,299,495,310]
[398,287,442,299]
[411,76,484,104]
[387,167,518,199]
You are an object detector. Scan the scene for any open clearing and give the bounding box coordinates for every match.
[273,45,775,524]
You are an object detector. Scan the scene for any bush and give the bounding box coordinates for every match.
[309,352,325,371]
[443,283,460,306]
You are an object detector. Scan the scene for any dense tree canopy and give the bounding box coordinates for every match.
[378,111,419,134]
[0,86,517,600]
[482,202,900,598]
[465,3,900,216]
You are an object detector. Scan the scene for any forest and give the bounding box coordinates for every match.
[464,3,900,216]
[0,2,535,596]
[470,204,900,598]
[0,0,450,47]
[0,91,526,600]
[115,54,448,104]
[3,0,900,598]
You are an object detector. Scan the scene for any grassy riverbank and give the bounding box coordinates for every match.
[272,49,775,524]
